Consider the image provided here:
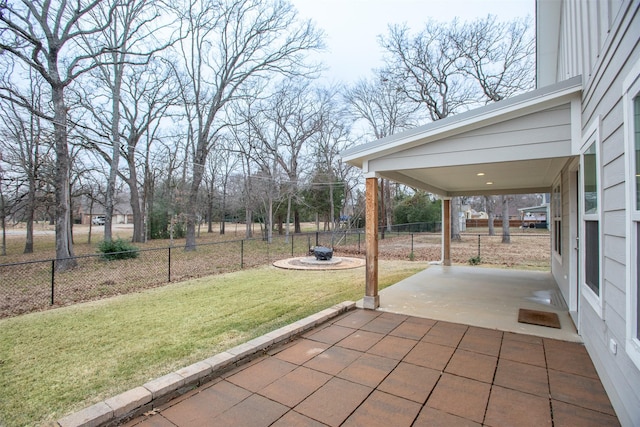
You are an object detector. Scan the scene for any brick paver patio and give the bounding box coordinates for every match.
[124,309,619,427]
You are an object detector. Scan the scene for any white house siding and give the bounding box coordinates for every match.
[556,0,640,424]
[557,0,625,82]
[369,105,573,171]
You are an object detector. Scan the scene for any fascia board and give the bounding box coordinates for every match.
[341,77,582,166]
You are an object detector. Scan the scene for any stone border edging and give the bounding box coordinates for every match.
[56,301,356,427]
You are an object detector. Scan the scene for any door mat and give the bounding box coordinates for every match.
[518,308,561,329]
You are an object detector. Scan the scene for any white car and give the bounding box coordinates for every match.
[92,216,106,225]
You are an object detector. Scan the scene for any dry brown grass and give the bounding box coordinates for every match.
[0,224,550,318]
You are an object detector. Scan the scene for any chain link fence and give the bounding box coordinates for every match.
[0,224,549,318]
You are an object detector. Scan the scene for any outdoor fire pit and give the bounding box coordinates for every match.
[312,246,333,261]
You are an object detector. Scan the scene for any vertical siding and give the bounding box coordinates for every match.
[564,0,640,425]
[557,0,626,83]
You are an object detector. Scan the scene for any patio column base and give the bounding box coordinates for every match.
[363,295,380,310]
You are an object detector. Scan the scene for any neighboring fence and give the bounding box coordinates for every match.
[0,224,549,319]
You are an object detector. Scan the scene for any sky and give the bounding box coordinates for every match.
[290,0,535,84]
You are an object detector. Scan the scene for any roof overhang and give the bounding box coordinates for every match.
[342,77,583,197]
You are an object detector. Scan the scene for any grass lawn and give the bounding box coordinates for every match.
[0,260,424,426]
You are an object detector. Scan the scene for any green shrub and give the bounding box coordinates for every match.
[97,238,139,260]
[468,255,482,265]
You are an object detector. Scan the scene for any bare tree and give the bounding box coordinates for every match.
[380,22,470,240]
[0,152,11,255]
[312,87,353,231]
[257,78,322,239]
[345,74,417,140]
[379,16,534,241]
[379,22,473,122]
[0,74,53,253]
[77,0,173,243]
[0,0,119,269]
[172,0,323,250]
[453,15,535,102]
[345,73,417,232]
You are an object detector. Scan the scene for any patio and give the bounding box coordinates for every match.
[123,282,619,426]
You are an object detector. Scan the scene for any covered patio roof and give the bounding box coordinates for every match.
[342,76,582,197]
[342,77,583,309]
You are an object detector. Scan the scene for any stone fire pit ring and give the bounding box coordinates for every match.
[273,255,365,270]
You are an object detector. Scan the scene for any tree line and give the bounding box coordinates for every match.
[0,0,534,269]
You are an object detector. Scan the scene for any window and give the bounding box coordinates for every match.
[553,182,562,256]
[582,140,600,299]
[634,97,640,338]
[623,66,640,369]
[584,142,598,215]
[585,220,599,295]
[635,96,640,211]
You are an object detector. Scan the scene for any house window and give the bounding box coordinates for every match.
[623,67,640,369]
[582,134,601,312]
[553,183,562,256]
[635,96,640,210]
[584,142,598,214]
[585,220,599,295]
[634,97,640,339]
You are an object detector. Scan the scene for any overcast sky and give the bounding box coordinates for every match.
[290,0,535,84]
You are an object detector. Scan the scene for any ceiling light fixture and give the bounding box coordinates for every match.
[486,181,493,185]
[477,172,485,176]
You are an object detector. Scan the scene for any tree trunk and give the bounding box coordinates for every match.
[0,190,6,256]
[104,65,123,242]
[384,179,392,232]
[501,195,510,243]
[294,210,301,233]
[87,198,94,245]
[185,151,207,250]
[245,208,252,238]
[126,146,145,243]
[451,196,462,241]
[207,178,214,233]
[24,177,35,253]
[220,185,226,235]
[267,197,273,243]
[129,177,144,243]
[329,180,335,231]
[52,84,76,270]
[285,194,292,242]
[485,195,495,236]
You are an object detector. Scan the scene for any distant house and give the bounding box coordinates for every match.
[342,1,640,424]
[518,204,549,228]
[74,194,133,225]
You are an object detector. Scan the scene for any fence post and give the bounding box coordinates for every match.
[315,231,319,247]
[51,259,55,305]
[307,235,311,252]
[241,240,244,269]
[411,233,414,254]
[168,247,172,282]
[477,234,481,258]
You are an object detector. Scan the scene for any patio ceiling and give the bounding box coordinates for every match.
[342,77,582,197]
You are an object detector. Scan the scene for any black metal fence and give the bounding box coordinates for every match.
[0,224,549,319]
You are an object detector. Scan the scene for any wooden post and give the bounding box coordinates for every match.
[364,177,379,309]
[443,198,452,266]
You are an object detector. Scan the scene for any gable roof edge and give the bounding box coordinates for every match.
[342,76,582,168]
